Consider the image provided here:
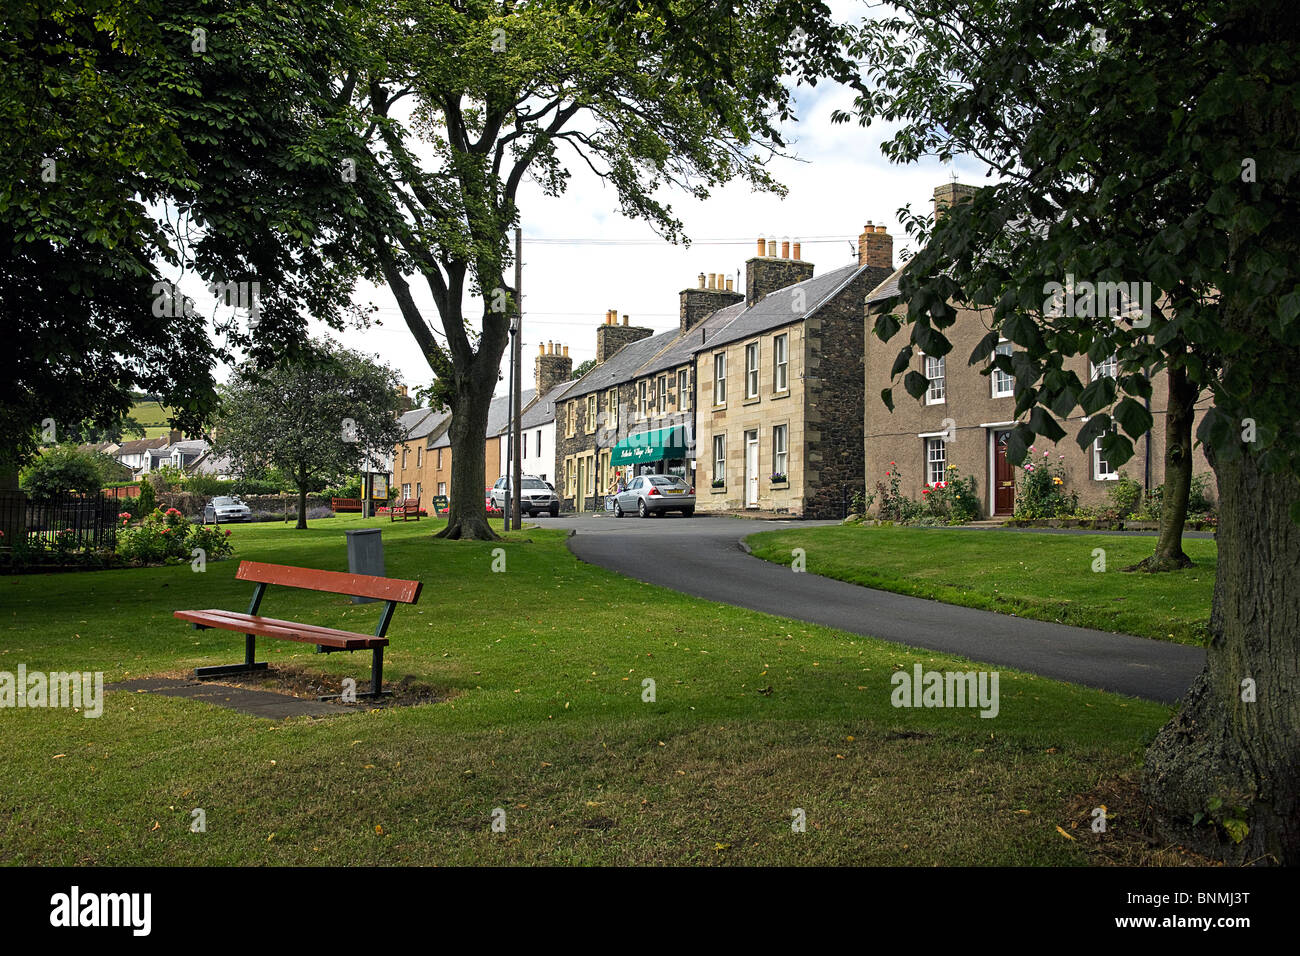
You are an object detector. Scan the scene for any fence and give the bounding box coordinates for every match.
[0,493,120,551]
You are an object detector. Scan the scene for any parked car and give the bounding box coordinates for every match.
[489,475,561,517]
[612,474,695,518]
[203,495,252,523]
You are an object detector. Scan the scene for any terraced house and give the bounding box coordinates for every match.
[863,182,1216,516]
[696,230,895,517]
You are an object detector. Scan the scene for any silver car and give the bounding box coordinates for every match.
[490,476,560,517]
[204,495,252,523]
[612,474,695,518]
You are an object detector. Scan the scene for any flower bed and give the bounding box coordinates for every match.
[116,507,236,566]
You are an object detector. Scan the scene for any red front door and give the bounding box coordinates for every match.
[993,430,1015,515]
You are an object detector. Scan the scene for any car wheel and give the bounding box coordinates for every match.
[683,507,695,517]
[614,502,624,518]
[549,507,559,517]
[638,499,649,518]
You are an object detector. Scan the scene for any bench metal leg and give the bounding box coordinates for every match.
[316,645,391,701]
[195,634,269,679]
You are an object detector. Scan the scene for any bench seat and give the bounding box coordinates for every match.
[175,609,387,650]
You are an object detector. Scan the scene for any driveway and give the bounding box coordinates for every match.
[551,513,1203,704]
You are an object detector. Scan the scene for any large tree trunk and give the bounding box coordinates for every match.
[437,377,499,541]
[1129,363,1196,572]
[1141,449,1300,863]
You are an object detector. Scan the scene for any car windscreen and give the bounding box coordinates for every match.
[212,497,236,505]
[522,479,548,490]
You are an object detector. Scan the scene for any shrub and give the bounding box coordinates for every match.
[116,507,236,565]
[921,467,981,523]
[1015,448,1077,518]
[850,488,876,516]
[1108,471,1144,516]
[19,446,104,500]
[137,480,156,514]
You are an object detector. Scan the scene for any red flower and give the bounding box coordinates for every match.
[889,461,896,466]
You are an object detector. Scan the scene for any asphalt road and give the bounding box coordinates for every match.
[554,513,1204,704]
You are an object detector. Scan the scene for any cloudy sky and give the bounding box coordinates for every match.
[193,2,990,398]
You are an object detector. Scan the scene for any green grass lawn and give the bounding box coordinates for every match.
[746,525,1214,645]
[129,399,173,439]
[0,516,1187,865]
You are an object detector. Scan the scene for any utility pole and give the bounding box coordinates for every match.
[511,225,523,531]
[505,322,515,531]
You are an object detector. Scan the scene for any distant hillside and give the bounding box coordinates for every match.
[130,400,173,439]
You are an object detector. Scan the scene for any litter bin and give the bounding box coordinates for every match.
[344,528,385,604]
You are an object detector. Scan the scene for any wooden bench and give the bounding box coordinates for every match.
[331,497,363,513]
[389,497,421,521]
[175,561,422,699]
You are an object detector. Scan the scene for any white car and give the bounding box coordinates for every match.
[204,495,253,523]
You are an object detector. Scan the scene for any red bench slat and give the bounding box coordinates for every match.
[234,561,422,604]
[175,609,387,649]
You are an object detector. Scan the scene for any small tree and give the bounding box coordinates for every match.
[213,341,406,529]
[18,446,105,500]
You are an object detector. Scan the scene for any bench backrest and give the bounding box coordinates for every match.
[236,561,422,604]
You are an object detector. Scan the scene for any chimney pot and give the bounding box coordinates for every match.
[708,273,716,290]
[793,241,802,260]
[756,238,766,257]
[622,314,629,326]
[563,345,569,357]
[781,239,790,259]
[698,273,706,289]
[538,343,545,355]
[725,278,734,292]
[767,236,776,256]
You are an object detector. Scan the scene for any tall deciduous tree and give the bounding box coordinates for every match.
[2,0,382,470]
[841,0,1299,861]
[345,0,818,538]
[213,341,406,528]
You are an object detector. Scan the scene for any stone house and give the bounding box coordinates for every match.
[862,182,1216,517]
[520,342,575,486]
[556,312,673,512]
[695,231,896,517]
[393,407,451,503]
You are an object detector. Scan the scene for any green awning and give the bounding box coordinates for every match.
[609,426,689,465]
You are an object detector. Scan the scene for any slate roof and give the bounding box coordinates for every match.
[563,330,678,401]
[701,261,868,350]
[116,437,170,456]
[397,406,444,441]
[521,380,576,429]
[486,388,537,437]
[638,300,748,377]
[866,264,906,305]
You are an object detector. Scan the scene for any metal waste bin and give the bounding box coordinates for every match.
[345,528,385,604]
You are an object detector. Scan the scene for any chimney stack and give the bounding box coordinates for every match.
[745,234,814,306]
[858,222,894,270]
[595,310,654,364]
[535,339,573,395]
[933,181,977,222]
[680,267,744,334]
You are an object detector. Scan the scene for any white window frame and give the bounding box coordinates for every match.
[658,375,668,414]
[926,437,947,485]
[639,380,648,417]
[773,424,788,477]
[714,353,727,405]
[992,340,1014,398]
[677,368,689,410]
[1094,428,1119,480]
[774,333,789,393]
[713,434,726,484]
[1091,354,1118,381]
[745,342,759,398]
[402,482,411,498]
[925,354,946,405]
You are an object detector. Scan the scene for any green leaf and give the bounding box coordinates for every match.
[890,345,914,378]
[902,370,929,399]
[1112,397,1154,438]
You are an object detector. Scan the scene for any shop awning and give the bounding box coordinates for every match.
[609,426,689,465]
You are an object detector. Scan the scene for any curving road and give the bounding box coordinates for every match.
[558,513,1204,704]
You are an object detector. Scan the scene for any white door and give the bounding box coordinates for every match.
[745,430,759,507]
